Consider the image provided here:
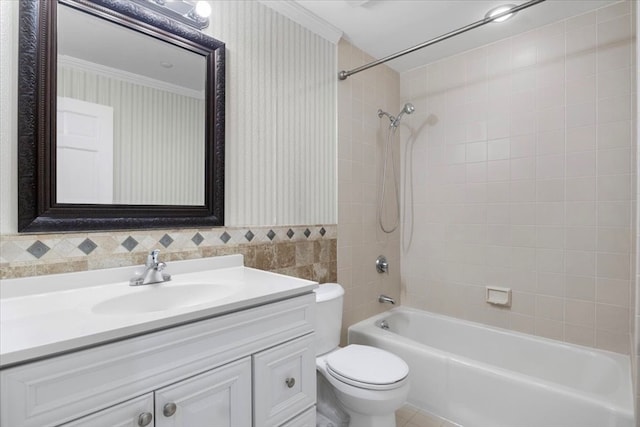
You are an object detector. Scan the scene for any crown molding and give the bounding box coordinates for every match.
[58,55,205,100]
[258,0,343,44]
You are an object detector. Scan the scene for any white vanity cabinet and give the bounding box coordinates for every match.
[61,393,155,427]
[0,293,316,427]
[253,334,316,427]
[61,358,252,427]
[153,357,251,427]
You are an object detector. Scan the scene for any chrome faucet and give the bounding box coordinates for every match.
[130,249,171,286]
[378,294,395,304]
[376,255,389,274]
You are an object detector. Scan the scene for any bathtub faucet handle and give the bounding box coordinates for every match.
[378,294,395,304]
[376,255,389,273]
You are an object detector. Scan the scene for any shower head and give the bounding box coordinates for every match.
[393,103,415,127]
[401,103,415,115]
[378,103,416,128]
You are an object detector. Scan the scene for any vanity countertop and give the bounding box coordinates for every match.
[0,255,317,368]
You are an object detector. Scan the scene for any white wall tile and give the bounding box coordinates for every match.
[567,125,597,152]
[566,275,596,301]
[565,250,596,276]
[598,68,631,99]
[566,227,597,251]
[537,249,564,273]
[537,226,565,249]
[566,299,595,325]
[597,44,631,73]
[339,41,400,337]
[511,134,536,158]
[596,277,631,307]
[466,141,488,162]
[597,252,630,280]
[598,148,631,175]
[399,2,634,355]
[487,160,510,182]
[597,15,632,46]
[566,24,596,55]
[566,51,596,81]
[537,179,565,202]
[536,155,565,180]
[597,175,631,201]
[488,138,510,160]
[511,157,536,180]
[537,130,565,156]
[567,102,596,128]
[566,152,596,177]
[567,202,597,226]
[510,181,536,202]
[566,177,596,201]
[597,201,631,227]
[567,75,596,106]
[598,95,632,124]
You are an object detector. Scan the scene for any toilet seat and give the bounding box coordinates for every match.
[325,344,409,391]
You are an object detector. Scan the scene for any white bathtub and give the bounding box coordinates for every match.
[348,307,634,427]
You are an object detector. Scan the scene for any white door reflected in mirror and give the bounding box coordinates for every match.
[56,97,114,204]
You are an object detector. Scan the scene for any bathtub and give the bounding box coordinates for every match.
[348,307,634,427]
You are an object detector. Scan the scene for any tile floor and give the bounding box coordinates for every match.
[396,404,460,427]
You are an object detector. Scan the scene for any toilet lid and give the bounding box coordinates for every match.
[326,344,408,389]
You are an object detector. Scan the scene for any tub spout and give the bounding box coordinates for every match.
[378,294,395,304]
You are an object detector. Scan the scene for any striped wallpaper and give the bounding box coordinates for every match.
[206,1,337,226]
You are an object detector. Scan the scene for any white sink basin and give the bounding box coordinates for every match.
[91,283,235,315]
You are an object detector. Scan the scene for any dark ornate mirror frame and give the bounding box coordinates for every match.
[17,0,225,232]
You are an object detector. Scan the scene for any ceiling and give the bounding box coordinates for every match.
[293,0,619,73]
[58,3,206,92]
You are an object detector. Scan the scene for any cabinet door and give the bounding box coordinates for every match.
[253,334,316,427]
[279,406,316,427]
[60,393,154,427]
[154,357,251,427]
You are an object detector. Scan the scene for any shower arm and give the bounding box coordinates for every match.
[338,0,546,81]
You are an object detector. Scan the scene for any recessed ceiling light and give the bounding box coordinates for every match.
[486,4,517,23]
[160,61,174,69]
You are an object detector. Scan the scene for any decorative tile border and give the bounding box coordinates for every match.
[0,225,337,282]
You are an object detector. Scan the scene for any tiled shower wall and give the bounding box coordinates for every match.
[337,40,401,344]
[400,2,636,355]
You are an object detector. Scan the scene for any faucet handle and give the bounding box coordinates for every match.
[146,249,160,267]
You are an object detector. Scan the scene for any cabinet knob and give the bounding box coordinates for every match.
[137,412,153,427]
[163,402,177,417]
[285,377,296,388]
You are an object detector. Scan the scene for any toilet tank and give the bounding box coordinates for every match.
[314,283,344,356]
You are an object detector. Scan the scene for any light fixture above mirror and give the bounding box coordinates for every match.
[132,0,211,29]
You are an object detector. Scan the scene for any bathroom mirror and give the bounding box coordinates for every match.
[17,0,225,232]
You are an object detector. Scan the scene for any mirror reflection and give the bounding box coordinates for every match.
[56,3,206,205]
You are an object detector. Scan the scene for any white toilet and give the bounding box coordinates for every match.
[314,283,410,427]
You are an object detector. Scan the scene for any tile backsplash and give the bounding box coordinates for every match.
[1,225,337,282]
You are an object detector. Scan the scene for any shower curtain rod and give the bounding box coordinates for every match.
[338,0,546,81]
